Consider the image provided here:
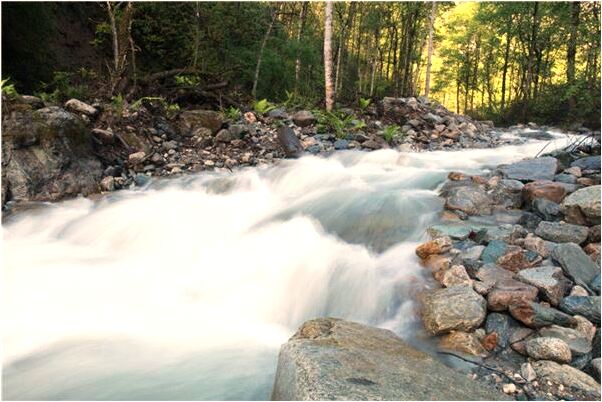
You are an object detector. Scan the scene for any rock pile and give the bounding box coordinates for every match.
[416,147,601,400]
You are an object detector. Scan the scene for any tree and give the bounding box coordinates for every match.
[106,1,135,96]
[252,5,278,99]
[324,0,334,111]
[566,2,580,116]
[424,1,437,98]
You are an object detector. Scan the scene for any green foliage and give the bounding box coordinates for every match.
[224,106,242,121]
[36,71,90,103]
[358,97,371,112]
[111,94,126,114]
[174,74,201,87]
[382,125,401,143]
[253,98,276,115]
[131,96,181,119]
[1,78,18,97]
[315,110,366,139]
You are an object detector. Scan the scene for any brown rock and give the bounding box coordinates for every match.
[523,180,567,204]
[497,246,540,272]
[525,337,572,363]
[448,171,466,181]
[423,255,451,276]
[439,331,488,357]
[516,234,550,258]
[440,265,472,288]
[577,177,594,186]
[415,236,452,260]
[584,243,601,265]
[481,332,498,351]
[488,279,538,311]
[421,286,487,335]
[128,151,146,165]
[509,301,577,328]
[244,112,257,124]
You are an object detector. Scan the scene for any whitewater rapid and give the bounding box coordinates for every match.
[2,131,575,399]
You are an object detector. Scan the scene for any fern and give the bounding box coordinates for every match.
[382,125,401,143]
[253,98,276,115]
[1,78,18,97]
[358,97,371,112]
[224,106,241,121]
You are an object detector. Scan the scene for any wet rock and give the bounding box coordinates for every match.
[499,157,558,182]
[535,221,589,244]
[292,110,315,128]
[555,173,577,184]
[439,331,487,357]
[591,274,601,294]
[485,313,523,349]
[421,286,487,335]
[552,243,599,289]
[539,325,592,357]
[518,211,542,230]
[491,179,524,208]
[560,185,601,225]
[179,110,224,135]
[64,98,98,117]
[523,180,567,204]
[276,126,303,158]
[481,240,508,264]
[571,155,601,171]
[444,186,491,216]
[427,223,473,240]
[271,318,509,401]
[559,296,600,324]
[509,301,577,328]
[526,337,572,363]
[99,176,115,192]
[487,279,538,311]
[516,266,570,306]
[333,139,349,150]
[415,236,452,259]
[531,360,600,399]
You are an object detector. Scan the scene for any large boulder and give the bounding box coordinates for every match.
[559,296,601,325]
[552,243,599,290]
[292,110,316,128]
[560,185,601,225]
[525,337,572,363]
[272,318,509,401]
[499,157,558,182]
[523,180,567,204]
[531,360,600,399]
[516,266,571,306]
[2,106,102,206]
[571,155,601,171]
[421,285,487,335]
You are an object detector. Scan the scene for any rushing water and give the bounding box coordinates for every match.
[2,130,576,400]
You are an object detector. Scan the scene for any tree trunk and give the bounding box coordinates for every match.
[324,0,335,111]
[567,2,580,115]
[294,2,308,94]
[252,6,277,99]
[501,33,511,110]
[424,1,437,98]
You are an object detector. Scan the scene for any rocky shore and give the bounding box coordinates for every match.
[4,92,595,212]
[413,147,601,400]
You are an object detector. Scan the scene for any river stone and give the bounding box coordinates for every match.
[292,110,316,128]
[559,296,601,325]
[491,179,524,208]
[499,157,558,182]
[516,266,570,306]
[444,186,492,216]
[440,265,472,288]
[590,358,601,380]
[439,331,487,357]
[485,313,523,349]
[271,318,509,401]
[481,240,508,264]
[555,173,578,184]
[552,243,599,289]
[476,264,514,286]
[415,236,452,259]
[539,325,592,357]
[560,185,601,225]
[421,286,486,335]
[523,180,567,204]
[591,274,601,294]
[509,301,577,328]
[571,155,601,171]
[526,337,572,363]
[276,126,303,158]
[64,98,98,117]
[427,223,473,240]
[532,198,562,221]
[534,221,589,244]
[487,279,538,311]
[532,360,600,399]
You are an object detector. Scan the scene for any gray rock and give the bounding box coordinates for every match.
[333,139,349,150]
[559,296,601,325]
[64,98,98,117]
[552,243,599,289]
[91,128,115,144]
[276,126,303,158]
[445,186,492,216]
[539,325,592,357]
[499,157,558,182]
[591,274,601,295]
[421,286,487,335]
[272,318,509,401]
[509,301,577,328]
[525,337,572,363]
[481,240,508,264]
[571,155,601,171]
[267,108,287,119]
[492,179,524,209]
[560,185,601,225]
[555,173,578,184]
[515,266,570,306]
[292,110,316,128]
[178,110,224,135]
[535,221,589,244]
[485,312,524,349]
[591,358,601,380]
[532,198,562,221]
[531,360,600,399]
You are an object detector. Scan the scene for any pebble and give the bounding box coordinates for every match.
[502,383,516,394]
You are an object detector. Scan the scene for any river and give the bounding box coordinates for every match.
[2,130,575,400]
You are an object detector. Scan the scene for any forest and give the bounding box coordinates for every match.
[2,1,601,127]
